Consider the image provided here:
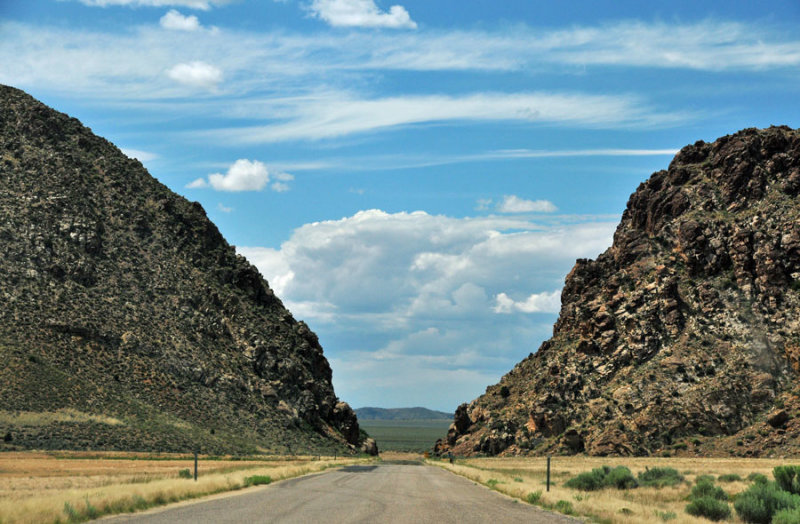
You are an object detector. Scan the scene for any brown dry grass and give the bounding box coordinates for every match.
[0,451,372,523]
[431,455,794,523]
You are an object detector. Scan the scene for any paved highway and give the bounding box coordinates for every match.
[106,463,578,523]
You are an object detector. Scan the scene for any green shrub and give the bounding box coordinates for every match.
[606,466,638,489]
[691,480,728,501]
[774,507,800,524]
[555,500,575,515]
[178,468,192,479]
[526,490,542,504]
[655,510,677,521]
[734,481,800,524]
[747,473,769,484]
[696,474,716,484]
[718,473,742,482]
[244,475,272,487]
[775,466,800,495]
[564,465,637,491]
[686,496,731,521]
[564,466,608,491]
[486,478,500,488]
[638,467,684,488]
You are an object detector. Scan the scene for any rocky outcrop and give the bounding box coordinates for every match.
[0,85,376,455]
[437,126,800,458]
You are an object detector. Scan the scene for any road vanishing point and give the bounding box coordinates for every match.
[105,462,579,523]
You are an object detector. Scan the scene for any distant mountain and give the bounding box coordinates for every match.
[438,126,800,458]
[0,85,376,455]
[356,407,451,420]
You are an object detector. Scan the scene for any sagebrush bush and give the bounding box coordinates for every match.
[691,479,728,501]
[747,473,769,484]
[606,466,638,489]
[178,468,192,479]
[638,467,684,488]
[686,496,731,521]
[718,473,742,482]
[773,506,800,524]
[775,466,800,495]
[734,481,800,524]
[564,465,637,491]
[696,474,715,484]
[564,466,608,491]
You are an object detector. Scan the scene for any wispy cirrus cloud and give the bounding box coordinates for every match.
[2,19,799,102]
[206,91,685,143]
[74,0,228,9]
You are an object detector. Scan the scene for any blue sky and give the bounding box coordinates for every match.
[2,0,799,411]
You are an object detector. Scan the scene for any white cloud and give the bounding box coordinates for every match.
[188,159,293,192]
[3,20,797,106]
[166,61,222,89]
[494,290,562,314]
[216,202,233,213]
[186,177,208,188]
[497,195,557,214]
[211,91,679,143]
[160,9,201,31]
[309,0,417,29]
[76,0,225,9]
[120,148,158,162]
[238,209,616,409]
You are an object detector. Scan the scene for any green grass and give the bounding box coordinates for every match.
[359,419,450,452]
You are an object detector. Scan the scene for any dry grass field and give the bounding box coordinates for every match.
[431,455,797,523]
[0,451,372,523]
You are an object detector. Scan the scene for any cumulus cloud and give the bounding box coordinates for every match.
[166,61,222,89]
[494,290,562,314]
[309,0,417,29]
[187,159,293,192]
[237,209,616,409]
[160,9,201,31]
[497,195,557,213]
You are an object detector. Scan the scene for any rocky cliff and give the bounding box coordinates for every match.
[0,85,375,455]
[437,126,800,457]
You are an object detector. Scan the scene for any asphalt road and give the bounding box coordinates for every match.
[105,463,578,523]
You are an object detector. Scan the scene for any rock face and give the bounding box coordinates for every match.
[437,126,800,457]
[0,85,375,455]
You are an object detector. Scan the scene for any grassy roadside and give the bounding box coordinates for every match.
[0,452,374,523]
[428,456,790,523]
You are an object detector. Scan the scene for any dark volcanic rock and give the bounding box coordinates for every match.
[0,85,374,455]
[436,126,800,458]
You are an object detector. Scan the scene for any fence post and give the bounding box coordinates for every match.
[194,450,198,482]
[546,456,551,492]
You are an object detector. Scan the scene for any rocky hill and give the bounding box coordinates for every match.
[436,126,800,458]
[0,85,375,455]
